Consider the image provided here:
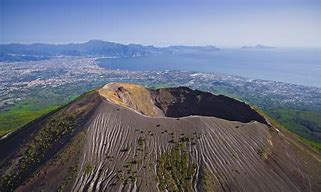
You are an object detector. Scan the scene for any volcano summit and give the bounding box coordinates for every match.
[1,83,320,192]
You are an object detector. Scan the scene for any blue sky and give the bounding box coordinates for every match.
[1,0,321,47]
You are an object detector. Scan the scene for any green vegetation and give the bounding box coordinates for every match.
[256,147,271,160]
[213,83,321,151]
[1,89,98,191]
[300,137,321,151]
[208,86,321,150]
[0,83,100,137]
[0,101,59,137]
[84,163,94,175]
[56,131,86,192]
[266,108,321,142]
[198,166,218,191]
[255,107,321,151]
[1,112,77,191]
[156,141,196,192]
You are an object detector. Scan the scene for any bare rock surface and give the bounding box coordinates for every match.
[1,82,321,192]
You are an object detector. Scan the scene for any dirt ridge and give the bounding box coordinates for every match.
[0,82,320,192]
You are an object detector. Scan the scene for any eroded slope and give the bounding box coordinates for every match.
[1,83,320,192]
[68,99,321,192]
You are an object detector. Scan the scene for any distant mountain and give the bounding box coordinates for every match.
[0,40,219,62]
[168,45,220,53]
[241,44,275,49]
[1,82,320,191]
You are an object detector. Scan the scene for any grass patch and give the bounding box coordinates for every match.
[254,107,321,151]
[84,163,94,175]
[198,166,218,191]
[266,108,321,142]
[0,101,59,137]
[0,83,101,138]
[256,147,271,160]
[156,142,196,192]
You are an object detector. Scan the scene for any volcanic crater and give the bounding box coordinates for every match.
[1,82,320,192]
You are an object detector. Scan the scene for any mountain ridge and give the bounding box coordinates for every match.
[1,83,320,192]
[0,40,219,61]
[241,44,275,49]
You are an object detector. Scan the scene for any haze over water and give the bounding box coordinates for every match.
[99,48,321,88]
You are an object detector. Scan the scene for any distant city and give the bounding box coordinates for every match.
[1,57,320,111]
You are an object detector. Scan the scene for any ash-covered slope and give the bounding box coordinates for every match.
[1,83,321,192]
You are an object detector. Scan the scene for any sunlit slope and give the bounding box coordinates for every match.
[99,82,164,117]
[1,83,320,192]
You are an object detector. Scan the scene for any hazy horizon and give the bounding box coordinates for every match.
[1,0,321,47]
[1,39,321,49]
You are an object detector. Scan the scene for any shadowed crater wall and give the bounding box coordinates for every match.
[152,87,267,124]
[2,83,321,192]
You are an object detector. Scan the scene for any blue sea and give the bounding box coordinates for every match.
[98,48,321,87]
